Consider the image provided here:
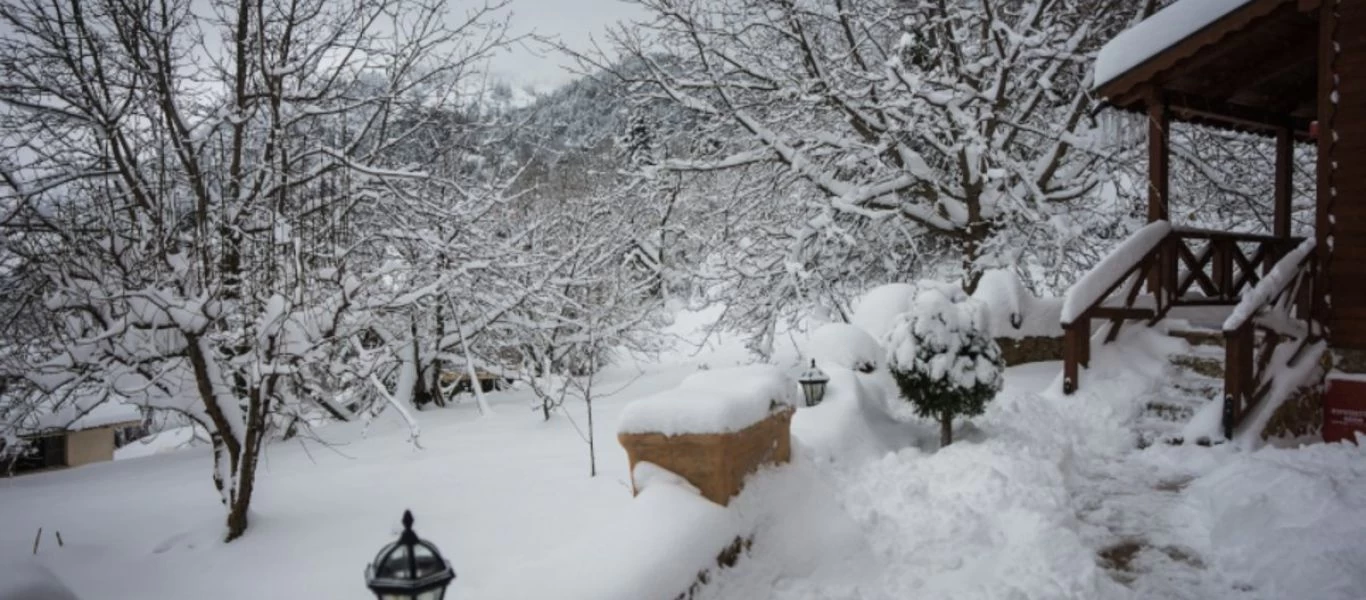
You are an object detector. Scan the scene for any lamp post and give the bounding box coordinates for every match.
[798,360,830,407]
[366,510,455,600]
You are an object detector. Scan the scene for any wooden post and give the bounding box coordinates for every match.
[1211,239,1233,301]
[1274,126,1294,239]
[1147,91,1170,294]
[1062,319,1091,395]
[1223,324,1253,440]
[1315,0,1337,325]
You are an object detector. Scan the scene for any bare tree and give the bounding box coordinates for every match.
[0,0,512,541]
[573,0,1139,293]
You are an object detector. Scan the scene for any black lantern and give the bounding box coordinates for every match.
[366,510,456,600]
[798,359,830,407]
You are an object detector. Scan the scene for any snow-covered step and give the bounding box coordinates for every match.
[1132,337,1228,448]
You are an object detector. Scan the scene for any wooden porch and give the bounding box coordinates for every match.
[1068,0,1361,439]
[1061,223,1318,439]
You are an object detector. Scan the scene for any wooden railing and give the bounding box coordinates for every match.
[1221,239,1318,440]
[1156,227,1303,306]
[1061,222,1310,398]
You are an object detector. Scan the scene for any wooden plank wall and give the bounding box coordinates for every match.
[1327,0,1366,348]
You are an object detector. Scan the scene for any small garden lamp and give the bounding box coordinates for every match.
[366,510,456,600]
[798,360,830,407]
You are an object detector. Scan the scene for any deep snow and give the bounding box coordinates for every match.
[2,310,1365,600]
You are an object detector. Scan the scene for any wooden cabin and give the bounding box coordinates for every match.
[1065,0,1364,439]
[4,404,144,475]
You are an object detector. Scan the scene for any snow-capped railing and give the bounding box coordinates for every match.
[1221,238,1319,440]
[1062,222,1308,395]
[1061,221,1172,394]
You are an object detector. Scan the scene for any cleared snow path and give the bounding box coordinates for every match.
[699,328,1366,600]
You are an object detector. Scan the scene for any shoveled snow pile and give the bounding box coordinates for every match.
[972,269,1063,339]
[697,359,1126,600]
[480,474,740,600]
[1179,439,1366,599]
[1094,0,1255,88]
[0,559,80,600]
[790,364,926,464]
[617,365,796,436]
[852,274,1062,343]
[803,323,882,373]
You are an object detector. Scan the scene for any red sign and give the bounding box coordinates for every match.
[1324,378,1366,444]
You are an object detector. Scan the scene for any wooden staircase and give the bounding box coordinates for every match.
[1062,221,1321,440]
[1135,329,1225,448]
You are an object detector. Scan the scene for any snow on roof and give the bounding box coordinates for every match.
[28,391,142,434]
[617,365,796,436]
[1094,0,1257,90]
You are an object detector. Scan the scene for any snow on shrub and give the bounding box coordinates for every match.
[850,283,917,340]
[885,282,1004,447]
[806,323,881,373]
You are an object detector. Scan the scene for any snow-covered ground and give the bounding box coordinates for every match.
[696,327,1366,600]
[3,311,1365,600]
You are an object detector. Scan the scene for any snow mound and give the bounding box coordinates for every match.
[850,283,917,340]
[617,365,796,435]
[831,438,1120,599]
[791,366,925,464]
[480,478,740,600]
[972,269,1063,339]
[1182,440,1366,600]
[804,323,881,372]
[115,425,201,460]
[0,559,80,600]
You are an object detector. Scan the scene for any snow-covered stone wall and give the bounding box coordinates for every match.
[849,273,1065,367]
[617,365,797,506]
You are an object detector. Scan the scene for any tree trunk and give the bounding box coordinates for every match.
[224,448,257,542]
[960,223,985,295]
[940,412,953,448]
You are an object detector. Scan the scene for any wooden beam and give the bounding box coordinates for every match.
[1173,25,1318,105]
[1091,307,1157,321]
[1275,126,1294,238]
[1163,91,1314,137]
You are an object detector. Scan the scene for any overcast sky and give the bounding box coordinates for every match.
[481,0,648,90]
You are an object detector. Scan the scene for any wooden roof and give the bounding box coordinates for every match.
[1095,0,1320,137]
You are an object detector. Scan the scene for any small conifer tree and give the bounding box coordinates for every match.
[886,283,1004,447]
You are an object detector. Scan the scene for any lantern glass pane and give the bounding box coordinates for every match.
[379,545,412,579]
[416,588,446,600]
[373,541,399,568]
[412,546,445,578]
